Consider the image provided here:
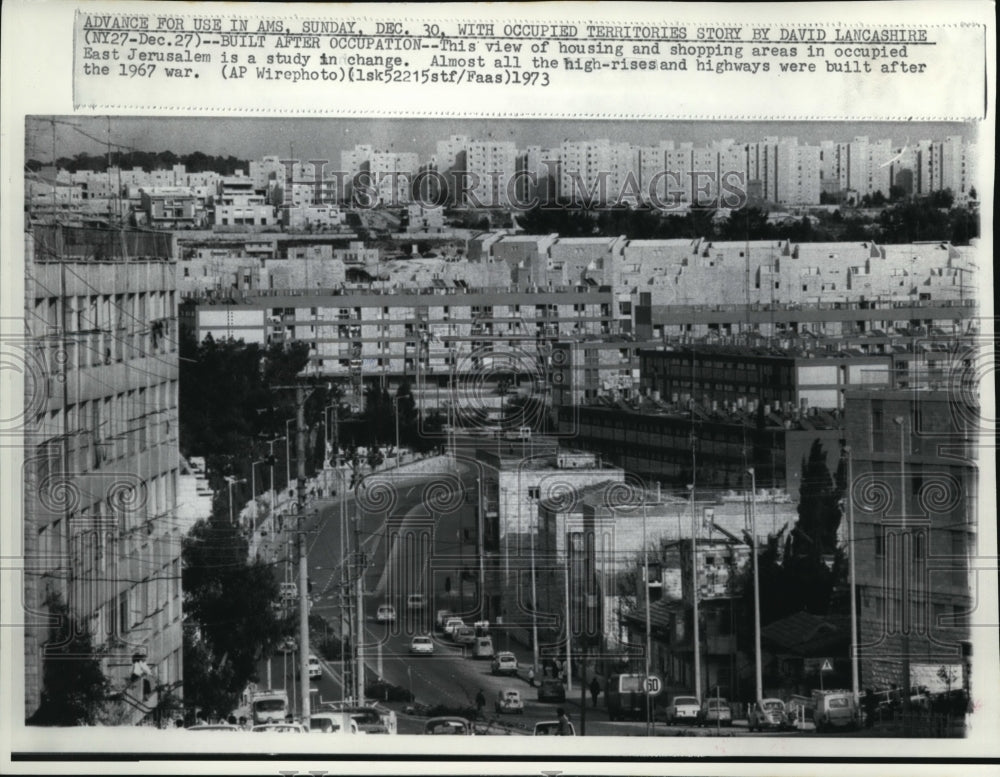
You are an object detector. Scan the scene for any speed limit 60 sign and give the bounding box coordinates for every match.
[645,675,663,695]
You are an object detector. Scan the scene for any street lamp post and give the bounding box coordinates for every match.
[251,459,265,504]
[642,498,652,735]
[747,468,763,703]
[529,501,540,682]
[286,419,295,488]
[844,446,860,703]
[324,403,339,468]
[392,395,401,480]
[689,480,701,704]
[226,476,246,526]
[267,436,285,528]
[476,476,485,617]
[893,415,911,709]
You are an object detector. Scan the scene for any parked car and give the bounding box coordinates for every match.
[537,679,566,703]
[318,702,397,735]
[699,697,732,726]
[534,719,577,736]
[276,636,297,654]
[748,698,789,731]
[376,603,396,623]
[307,654,322,679]
[308,713,361,735]
[491,651,518,676]
[407,594,426,610]
[453,625,476,645]
[186,723,240,731]
[471,636,494,659]
[494,688,524,714]
[424,716,473,735]
[409,635,435,655]
[251,722,309,733]
[664,695,701,725]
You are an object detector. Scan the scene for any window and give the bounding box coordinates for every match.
[874,533,884,557]
[528,487,540,500]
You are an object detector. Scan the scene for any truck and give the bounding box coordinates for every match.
[250,689,289,725]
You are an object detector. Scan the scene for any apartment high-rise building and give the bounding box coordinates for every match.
[23,225,184,724]
[464,139,517,208]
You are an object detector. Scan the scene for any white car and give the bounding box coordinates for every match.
[409,635,435,655]
[307,654,322,679]
[376,603,396,623]
[443,617,466,636]
[664,695,701,725]
[251,722,309,733]
[309,713,362,735]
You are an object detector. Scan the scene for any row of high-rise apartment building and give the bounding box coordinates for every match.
[34,133,976,220]
[23,225,185,724]
[328,134,976,208]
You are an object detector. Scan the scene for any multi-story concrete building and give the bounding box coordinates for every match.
[558,139,642,207]
[23,225,183,723]
[557,396,844,501]
[180,282,618,396]
[844,388,976,695]
[137,187,201,230]
[640,345,893,412]
[550,337,650,408]
[464,140,518,208]
[340,145,420,205]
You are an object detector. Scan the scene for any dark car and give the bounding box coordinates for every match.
[537,679,566,703]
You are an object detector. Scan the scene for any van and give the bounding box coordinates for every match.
[812,689,859,732]
[453,626,476,645]
[471,636,494,659]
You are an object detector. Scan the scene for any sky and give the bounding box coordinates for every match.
[25,116,977,166]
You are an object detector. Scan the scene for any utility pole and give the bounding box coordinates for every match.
[748,468,763,704]
[355,497,365,703]
[296,386,311,722]
[272,383,318,722]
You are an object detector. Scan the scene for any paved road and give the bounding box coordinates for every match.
[256,461,842,736]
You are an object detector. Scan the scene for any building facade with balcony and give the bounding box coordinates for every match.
[180,284,618,398]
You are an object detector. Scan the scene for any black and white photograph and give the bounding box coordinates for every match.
[17,113,987,733]
[1,2,996,774]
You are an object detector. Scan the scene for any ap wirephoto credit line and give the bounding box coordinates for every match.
[1,1,996,774]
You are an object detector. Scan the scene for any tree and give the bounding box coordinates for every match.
[927,188,955,209]
[181,518,284,717]
[27,592,110,725]
[793,440,844,559]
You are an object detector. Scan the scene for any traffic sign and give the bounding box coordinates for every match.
[645,675,663,696]
[821,659,834,672]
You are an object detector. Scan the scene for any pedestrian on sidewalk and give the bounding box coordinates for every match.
[556,707,571,735]
[589,676,601,708]
[527,666,536,687]
[475,689,486,719]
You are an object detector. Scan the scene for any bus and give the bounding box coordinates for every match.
[605,674,651,721]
